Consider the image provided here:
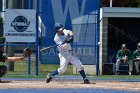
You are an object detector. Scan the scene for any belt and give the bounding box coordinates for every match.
[61,49,73,52]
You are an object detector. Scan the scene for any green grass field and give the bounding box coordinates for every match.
[4,61,73,78]
[3,61,140,80]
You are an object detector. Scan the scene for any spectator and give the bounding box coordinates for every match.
[132,43,140,75]
[115,44,133,75]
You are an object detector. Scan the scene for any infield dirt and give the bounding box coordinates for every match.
[0,80,139,92]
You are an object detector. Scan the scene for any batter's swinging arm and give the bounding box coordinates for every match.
[40,36,73,52]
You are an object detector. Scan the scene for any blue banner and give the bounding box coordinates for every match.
[41,0,100,64]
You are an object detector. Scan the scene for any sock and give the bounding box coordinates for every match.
[50,70,58,77]
[79,70,87,80]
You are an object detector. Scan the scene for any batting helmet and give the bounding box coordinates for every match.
[54,22,64,32]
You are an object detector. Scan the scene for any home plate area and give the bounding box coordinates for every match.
[0,79,139,93]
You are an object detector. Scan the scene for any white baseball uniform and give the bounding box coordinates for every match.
[54,29,84,74]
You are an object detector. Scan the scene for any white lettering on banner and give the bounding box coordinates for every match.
[4,9,36,42]
[51,0,86,25]
[51,0,87,42]
[76,48,82,55]
[83,48,93,55]
[5,33,35,36]
[42,48,56,55]
[48,49,57,55]
[42,47,94,56]
[11,22,30,26]
[73,48,94,55]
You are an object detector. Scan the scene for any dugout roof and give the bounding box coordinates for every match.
[100,7,140,18]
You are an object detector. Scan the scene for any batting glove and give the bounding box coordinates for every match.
[64,36,73,43]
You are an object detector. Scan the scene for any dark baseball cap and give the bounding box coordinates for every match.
[54,22,64,32]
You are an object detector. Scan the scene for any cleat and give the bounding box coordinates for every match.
[45,73,52,83]
[115,71,119,75]
[84,78,91,84]
[46,77,52,83]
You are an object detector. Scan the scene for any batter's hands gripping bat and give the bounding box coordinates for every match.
[40,45,57,52]
[40,36,73,52]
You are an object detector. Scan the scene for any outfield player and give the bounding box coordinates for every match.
[132,43,140,75]
[115,44,133,75]
[46,22,91,84]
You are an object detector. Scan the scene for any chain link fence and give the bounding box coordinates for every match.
[0,0,40,78]
[0,0,100,79]
[40,0,100,78]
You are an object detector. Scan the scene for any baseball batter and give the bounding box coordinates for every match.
[46,22,91,84]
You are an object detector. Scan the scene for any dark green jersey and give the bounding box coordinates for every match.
[132,50,140,60]
[116,49,131,60]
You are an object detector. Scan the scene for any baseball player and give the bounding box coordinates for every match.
[0,47,32,81]
[46,22,91,84]
[115,44,133,75]
[132,43,140,75]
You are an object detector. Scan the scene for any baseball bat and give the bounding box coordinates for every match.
[40,45,57,52]
[40,42,66,52]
